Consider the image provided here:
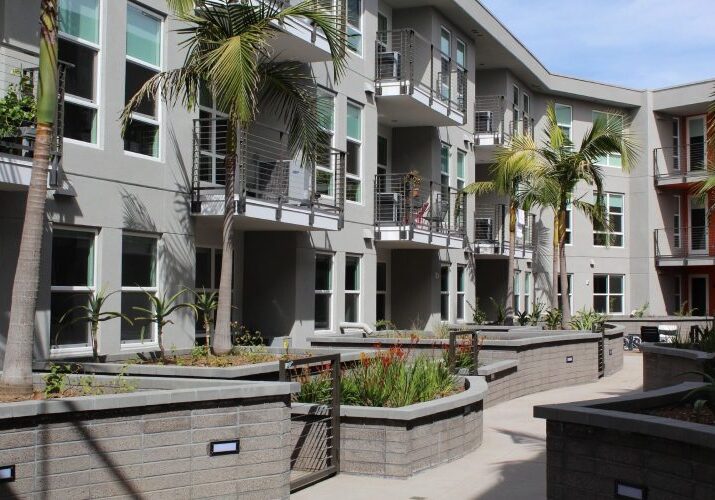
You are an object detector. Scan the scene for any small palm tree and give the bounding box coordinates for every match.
[133,290,193,362]
[463,137,544,323]
[58,288,132,362]
[122,0,346,355]
[186,288,218,352]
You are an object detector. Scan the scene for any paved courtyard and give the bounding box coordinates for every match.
[295,353,644,500]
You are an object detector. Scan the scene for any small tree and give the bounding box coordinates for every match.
[132,290,192,362]
[186,289,218,352]
[58,288,132,362]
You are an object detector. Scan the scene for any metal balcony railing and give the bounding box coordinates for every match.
[653,144,710,183]
[474,204,535,256]
[278,0,345,42]
[191,119,345,222]
[0,55,67,185]
[374,173,466,239]
[654,226,714,259]
[508,117,535,140]
[375,29,467,118]
[474,95,505,145]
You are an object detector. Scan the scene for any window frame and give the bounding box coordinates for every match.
[124,2,164,160]
[314,252,334,333]
[315,87,336,199]
[592,110,624,167]
[440,263,450,322]
[120,231,160,349]
[673,195,681,249]
[345,100,363,204]
[593,274,624,315]
[346,0,363,56]
[456,264,466,321]
[197,85,229,186]
[555,103,572,141]
[512,85,520,132]
[513,269,521,313]
[557,273,574,312]
[524,271,532,314]
[593,192,625,248]
[564,199,573,246]
[672,118,680,171]
[344,254,361,323]
[49,226,98,355]
[376,261,388,323]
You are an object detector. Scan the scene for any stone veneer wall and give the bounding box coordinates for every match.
[603,328,624,377]
[0,377,295,499]
[642,344,715,390]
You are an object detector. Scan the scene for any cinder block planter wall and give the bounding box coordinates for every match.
[535,383,715,500]
[641,343,715,390]
[0,375,297,499]
[611,316,710,337]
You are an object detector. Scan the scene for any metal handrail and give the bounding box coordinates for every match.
[654,226,713,259]
[653,144,710,182]
[474,95,505,145]
[473,204,535,256]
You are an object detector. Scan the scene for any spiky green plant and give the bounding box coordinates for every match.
[185,288,218,352]
[59,288,132,362]
[132,290,193,362]
[569,307,607,332]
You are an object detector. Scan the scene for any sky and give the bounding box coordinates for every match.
[478,0,715,89]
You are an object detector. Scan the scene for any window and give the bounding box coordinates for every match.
[593,192,624,247]
[197,84,228,185]
[524,272,532,313]
[673,276,682,313]
[440,264,450,321]
[376,262,387,322]
[195,247,221,336]
[377,135,388,192]
[121,234,158,344]
[672,118,680,171]
[593,274,624,315]
[564,200,572,245]
[59,0,100,143]
[555,103,572,140]
[440,143,450,201]
[557,274,573,312]
[673,195,681,248]
[345,255,361,322]
[592,111,624,167]
[316,88,335,197]
[315,253,333,330]
[475,111,493,134]
[346,0,362,55]
[346,102,362,202]
[512,85,520,132]
[522,93,530,134]
[439,27,451,102]
[124,3,162,157]
[456,39,466,68]
[376,13,388,52]
[513,270,521,313]
[456,150,466,190]
[457,265,466,320]
[50,229,95,349]
[455,38,466,107]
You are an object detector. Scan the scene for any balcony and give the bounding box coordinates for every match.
[191,119,345,231]
[653,144,710,188]
[654,227,715,266]
[373,173,465,249]
[264,0,345,63]
[474,95,534,163]
[374,29,467,127]
[472,204,535,259]
[0,58,68,192]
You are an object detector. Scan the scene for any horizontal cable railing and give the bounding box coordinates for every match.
[277,0,345,42]
[375,29,467,119]
[191,118,345,219]
[653,144,710,182]
[474,204,535,255]
[474,95,505,145]
[508,118,534,140]
[654,226,713,259]
[374,173,465,239]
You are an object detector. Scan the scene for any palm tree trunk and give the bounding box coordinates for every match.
[213,122,238,355]
[551,212,559,309]
[558,207,571,326]
[91,322,99,362]
[505,203,517,324]
[0,0,58,394]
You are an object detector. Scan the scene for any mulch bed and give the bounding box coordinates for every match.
[643,403,715,426]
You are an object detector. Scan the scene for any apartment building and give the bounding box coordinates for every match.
[0,0,712,362]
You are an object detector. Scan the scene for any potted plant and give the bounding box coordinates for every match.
[404,169,422,198]
[0,69,37,141]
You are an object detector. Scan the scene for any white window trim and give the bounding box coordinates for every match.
[672,117,680,171]
[524,272,532,314]
[345,101,362,205]
[124,2,164,160]
[120,232,160,349]
[344,254,361,323]
[593,274,624,315]
[558,274,574,312]
[346,0,362,56]
[673,195,681,249]
[440,142,450,188]
[555,103,572,141]
[687,115,707,173]
[440,264,450,322]
[592,110,624,168]
[440,26,451,57]
[314,252,334,333]
[456,149,466,186]
[456,264,466,321]
[593,192,624,248]
[455,38,466,69]
[50,226,99,355]
[564,200,573,246]
[316,87,336,199]
[198,89,229,185]
[376,261,389,321]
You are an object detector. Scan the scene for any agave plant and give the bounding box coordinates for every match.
[569,307,607,332]
[682,372,715,414]
[133,290,193,362]
[59,288,132,362]
[185,288,218,352]
[544,307,563,331]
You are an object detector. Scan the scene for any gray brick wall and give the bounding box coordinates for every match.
[603,333,624,377]
[643,350,711,390]
[0,398,291,499]
[545,420,715,500]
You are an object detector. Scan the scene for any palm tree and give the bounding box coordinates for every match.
[501,104,637,325]
[122,0,346,354]
[463,136,544,323]
[1,0,59,394]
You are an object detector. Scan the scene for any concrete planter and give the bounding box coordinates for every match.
[535,383,715,500]
[610,316,710,337]
[291,376,487,478]
[35,347,372,381]
[0,374,298,499]
[641,343,715,390]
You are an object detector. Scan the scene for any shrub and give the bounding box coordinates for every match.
[544,308,562,330]
[569,308,607,331]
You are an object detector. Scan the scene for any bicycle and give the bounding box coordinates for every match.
[623,334,642,352]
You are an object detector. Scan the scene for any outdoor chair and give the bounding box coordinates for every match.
[640,325,660,343]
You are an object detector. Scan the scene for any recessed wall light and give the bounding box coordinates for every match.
[0,465,15,482]
[209,440,240,456]
[615,481,647,499]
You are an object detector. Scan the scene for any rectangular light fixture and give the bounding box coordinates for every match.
[565,356,573,363]
[0,465,15,482]
[615,481,647,499]
[209,440,240,456]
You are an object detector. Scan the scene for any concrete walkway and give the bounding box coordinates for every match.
[294,353,643,500]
